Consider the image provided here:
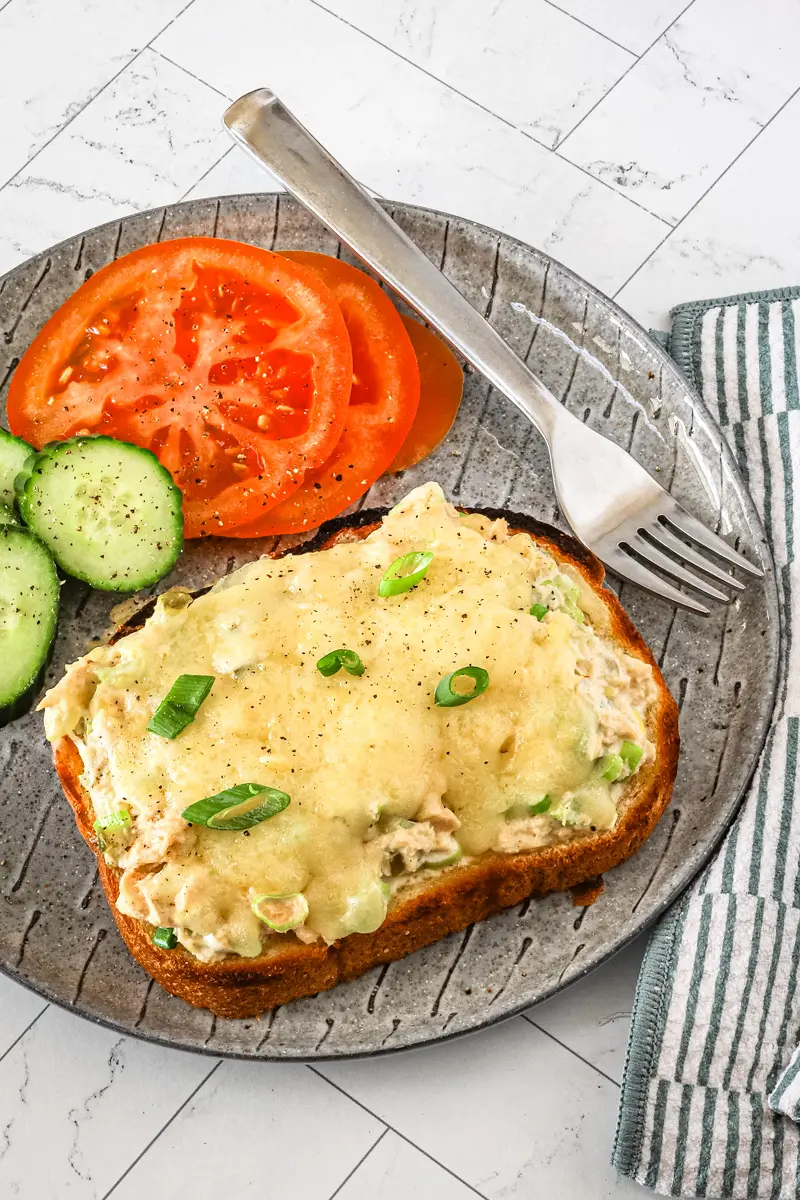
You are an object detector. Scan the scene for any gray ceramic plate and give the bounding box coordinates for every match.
[0,196,779,1060]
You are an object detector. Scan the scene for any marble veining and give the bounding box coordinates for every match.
[560,0,800,223]
[318,0,634,148]
[1,0,799,1195]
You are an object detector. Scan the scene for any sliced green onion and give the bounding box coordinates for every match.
[556,574,581,604]
[181,782,290,831]
[528,795,551,815]
[147,674,215,739]
[434,665,489,708]
[379,550,433,597]
[530,603,548,621]
[620,741,643,773]
[317,648,365,677]
[341,880,391,934]
[564,598,585,624]
[93,807,132,850]
[152,926,177,950]
[422,841,463,869]
[251,892,309,932]
[93,808,132,833]
[537,576,584,623]
[551,798,581,827]
[599,754,624,782]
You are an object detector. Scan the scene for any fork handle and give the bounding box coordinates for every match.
[224,89,568,445]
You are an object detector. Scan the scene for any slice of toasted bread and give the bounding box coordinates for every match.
[52,507,679,1019]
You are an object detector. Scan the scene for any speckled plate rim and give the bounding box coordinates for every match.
[0,196,781,1061]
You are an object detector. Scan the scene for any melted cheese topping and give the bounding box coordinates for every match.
[42,484,656,961]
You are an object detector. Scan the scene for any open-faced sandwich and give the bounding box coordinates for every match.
[41,483,679,1018]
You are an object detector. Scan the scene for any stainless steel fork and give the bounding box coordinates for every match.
[223,89,763,616]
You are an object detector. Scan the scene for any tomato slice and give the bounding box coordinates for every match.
[388,316,464,474]
[6,238,353,538]
[233,251,420,537]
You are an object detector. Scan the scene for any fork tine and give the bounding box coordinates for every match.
[613,553,710,616]
[627,535,730,602]
[662,506,764,577]
[643,523,745,591]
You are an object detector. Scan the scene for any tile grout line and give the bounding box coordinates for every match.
[100,1060,222,1199]
[178,145,235,203]
[611,78,800,301]
[0,0,201,196]
[305,0,677,227]
[520,1014,620,1087]
[0,1004,48,1069]
[151,46,233,103]
[556,0,698,152]
[327,1127,389,1200]
[549,148,673,226]
[306,0,523,137]
[540,0,638,56]
[307,1066,488,1199]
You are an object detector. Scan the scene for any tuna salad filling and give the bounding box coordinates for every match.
[42,483,658,962]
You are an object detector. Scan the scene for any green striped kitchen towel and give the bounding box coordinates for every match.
[613,287,800,1198]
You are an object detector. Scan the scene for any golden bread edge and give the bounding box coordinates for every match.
[52,511,680,1020]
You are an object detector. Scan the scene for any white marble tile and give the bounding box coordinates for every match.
[318,0,633,149]
[181,146,283,201]
[154,0,666,294]
[560,0,800,224]
[337,1130,477,1200]
[527,936,647,1083]
[616,86,800,331]
[320,1016,642,1197]
[0,48,230,276]
[551,0,690,55]
[0,0,190,189]
[0,1006,211,1198]
[0,976,46,1060]
[110,1060,383,1199]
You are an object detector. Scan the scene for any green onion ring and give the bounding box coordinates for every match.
[317,648,366,677]
[379,550,433,597]
[152,926,178,950]
[181,783,291,831]
[434,665,490,708]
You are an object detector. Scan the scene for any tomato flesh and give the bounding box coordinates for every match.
[7,239,352,537]
[388,316,464,473]
[233,251,420,537]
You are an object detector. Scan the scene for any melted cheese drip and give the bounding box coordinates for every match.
[43,484,655,959]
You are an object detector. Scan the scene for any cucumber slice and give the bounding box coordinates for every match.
[0,502,20,526]
[0,428,34,508]
[17,436,183,592]
[0,525,59,724]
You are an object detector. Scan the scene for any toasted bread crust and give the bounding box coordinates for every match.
[52,509,679,1019]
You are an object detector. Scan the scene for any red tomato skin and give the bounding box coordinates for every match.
[7,238,353,537]
[231,251,420,537]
